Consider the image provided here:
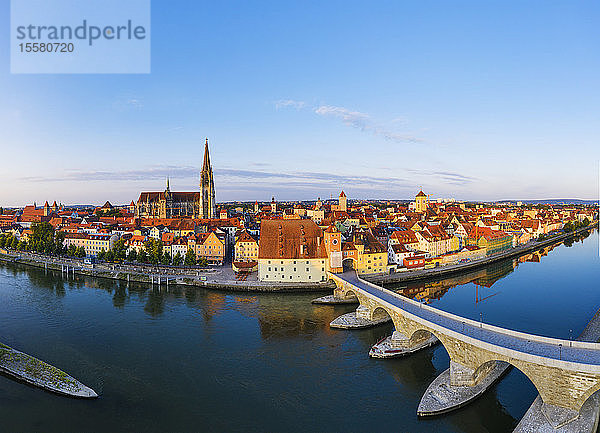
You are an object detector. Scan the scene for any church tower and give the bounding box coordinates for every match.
[200,138,217,219]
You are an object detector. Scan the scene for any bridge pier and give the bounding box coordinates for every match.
[418,360,510,416]
[370,330,439,358]
[330,305,392,329]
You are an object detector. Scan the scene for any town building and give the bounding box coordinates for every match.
[258,219,328,282]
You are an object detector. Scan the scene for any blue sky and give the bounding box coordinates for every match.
[1,0,599,206]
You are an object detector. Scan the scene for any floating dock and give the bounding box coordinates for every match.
[311,294,358,305]
[330,311,392,329]
[417,360,510,416]
[369,334,438,359]
[0,343,97,398]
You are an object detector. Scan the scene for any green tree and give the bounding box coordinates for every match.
[105,249,114,262]
[76,246,86,258]
[111,238,127,261]
[198,257,208,267]
[582,217,590,227]
[127,248,138,262]
[138,249,149,263]
[172,252,183,266]
[184,247,196,266]
[160,251,171,265]
[0,234,6,248]
[29,222,63,254]
[98,249,106,261]
[144,238,163,265]
[67,244,77,257]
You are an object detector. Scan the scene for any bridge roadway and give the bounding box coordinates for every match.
[338,272,600,366]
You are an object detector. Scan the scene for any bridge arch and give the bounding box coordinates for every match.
[370,305,393,322]
[573,377,600,412]
[471,358,543,399]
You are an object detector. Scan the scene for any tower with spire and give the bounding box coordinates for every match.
[199,138,216,219]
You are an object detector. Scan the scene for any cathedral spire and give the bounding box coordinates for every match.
[202,138,211,172]
[199,138,216,219]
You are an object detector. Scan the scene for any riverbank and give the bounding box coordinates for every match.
[0,343,97,398]
[370,224,596,285]
[0,223,595,292]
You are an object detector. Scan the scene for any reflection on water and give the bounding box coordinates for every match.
[0,229,597,433]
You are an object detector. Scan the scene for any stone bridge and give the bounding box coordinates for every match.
[330,272,600,425]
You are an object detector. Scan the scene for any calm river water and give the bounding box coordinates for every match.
[0,229,598,432]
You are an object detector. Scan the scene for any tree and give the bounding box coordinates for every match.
[29,222,63,254]
[111,238,127,262]
[138,249,149,263]
[144,238,163,265]
[67,244,77,257]
[198,257,208,267]
[582,217,590,227]
[184,247,196,266]
[160,251,171,265]
[563,221,574,233]
[172,252,183,266]
[105,249,114,262]
[127,248,138,262]
[76,246,86,258]
[98,249,106,261]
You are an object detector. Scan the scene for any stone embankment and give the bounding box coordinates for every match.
[0,343,97,398]
[0,252,334,292]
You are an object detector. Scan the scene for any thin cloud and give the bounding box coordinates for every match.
[21,166,411,191]
[274,99,306,110]
[273,100,424,144]
[314,105,424,144]
[406,169,477,185]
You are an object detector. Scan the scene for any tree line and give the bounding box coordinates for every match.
[0,222,208,267]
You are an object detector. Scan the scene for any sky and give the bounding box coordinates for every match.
[1,0,599,206]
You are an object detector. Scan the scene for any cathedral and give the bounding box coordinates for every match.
[135,139,216,219]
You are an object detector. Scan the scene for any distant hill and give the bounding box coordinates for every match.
[497,199,597,205]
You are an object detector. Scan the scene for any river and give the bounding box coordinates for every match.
[0,229,598,432]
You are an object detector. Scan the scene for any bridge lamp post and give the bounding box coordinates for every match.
[479,312,483,328]
[559,343,562,360]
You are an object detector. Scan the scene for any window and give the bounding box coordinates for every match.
[306,268,309,272]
